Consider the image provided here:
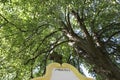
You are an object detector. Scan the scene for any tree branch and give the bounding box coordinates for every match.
[71,10,91,39]
[24,40,70,65]
[0,13,9,22]
[22,23,49,45]
[66,10,74,33]
[105,31,120,44]
[98,22,120,36]
[41,30,61,43]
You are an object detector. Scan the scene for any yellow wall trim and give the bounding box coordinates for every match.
[32,63,93,80]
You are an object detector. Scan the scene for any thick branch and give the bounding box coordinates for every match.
[66,11,74,34]
[71,10,92,40]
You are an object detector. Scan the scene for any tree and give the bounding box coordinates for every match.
[0,0,120,80]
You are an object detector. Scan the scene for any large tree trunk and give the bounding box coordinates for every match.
[65,25,120,80]
[74,41,120,80]
[65,31,120,80]
[62,10,120,80]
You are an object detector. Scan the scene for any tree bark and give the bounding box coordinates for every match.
[69,36,120,80]
[61,10,120,80]
[67,10,120,80]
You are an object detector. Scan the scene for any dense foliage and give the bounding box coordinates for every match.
[0,0,120,80]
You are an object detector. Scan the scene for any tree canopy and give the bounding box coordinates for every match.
[0,0,120,80]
